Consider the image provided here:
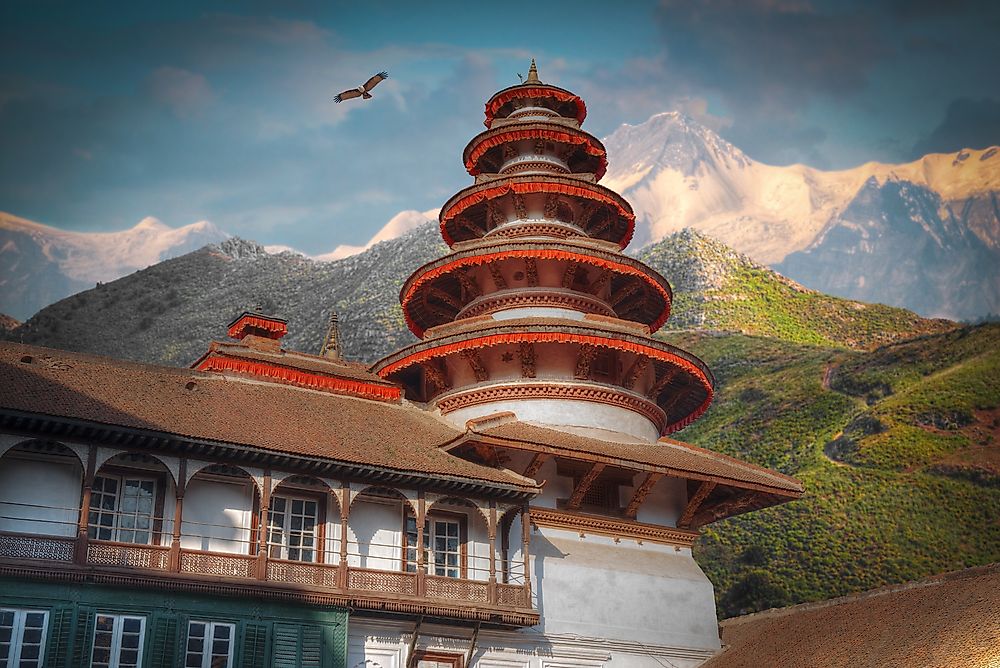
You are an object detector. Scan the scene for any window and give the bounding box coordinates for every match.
[268,495,320,562]
[0,608,48,668]
[405,515,464,578]
[185,621,234,668]
[88,475,158,544]
[414,651,463,667]
[91,614,145,668]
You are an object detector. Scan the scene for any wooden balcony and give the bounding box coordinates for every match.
[0,530,536,625]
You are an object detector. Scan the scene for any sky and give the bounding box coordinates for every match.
[0,0,998,254]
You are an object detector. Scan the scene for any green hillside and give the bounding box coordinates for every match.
[660,325,1000,618]
[641,229,955,349]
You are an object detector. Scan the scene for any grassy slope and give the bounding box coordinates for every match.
[659,325,1000,618]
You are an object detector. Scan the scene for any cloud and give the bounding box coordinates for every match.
[911,97,1000,157]
[147,67,215,118]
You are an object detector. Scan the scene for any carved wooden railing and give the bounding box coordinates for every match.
[0,530,533,613]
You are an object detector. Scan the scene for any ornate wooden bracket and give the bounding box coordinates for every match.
[625,472,662,519]
[577,201,599,228]
[518,342,536,378]
[590,209,613,236]
[566,463,607,511]
[689,491,761,528]
[421,359,451,392]
[521,453,549,479]
[456,271,481,299]
[543,194,559,219]
[428,286,461,310]
[486,201,506,229]
[677,481,717,529]
[525,257,538,287]
[421,293,452,321]
[487,262,507,290]
[460,349,490,382]
[456,215,485,236]
[611,278,642,307]
[622,357,650,390]
[562,261,579,289]
[513,193,527,220]
[588,270,612,296]
[574,344,598,380]
[646,367,678,400]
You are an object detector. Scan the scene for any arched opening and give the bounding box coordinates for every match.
[423,497,492,581]
[182,464,259,556]
[268,475,335,564]
[348,486,412,572]
[89,452,175,547]
[0,440,83,540]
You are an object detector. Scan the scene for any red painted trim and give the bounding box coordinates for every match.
[376,331,712,434]
[465,127,607,179]
[484,87,587,127]
[227,315,288,340]
[401,249,672,338]
[196,355,402,402]
[439,180,634,248]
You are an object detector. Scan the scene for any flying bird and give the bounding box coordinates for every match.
[334,71,388,103]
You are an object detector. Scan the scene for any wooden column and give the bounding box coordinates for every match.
[488,501,498,604]
[169,459,187,571]
[521,503,532,603]
[338,482,350,588]
[256,469,271,580]
[74,446,98,565]
[416,492,426,596]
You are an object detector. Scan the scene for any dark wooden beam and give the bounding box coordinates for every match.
[677,481,717,529]
[460,349,490,382]
[566,463,606,511]
[646,367,678,400]
[574,344,598,380]
[622,357,650,390]
[521,453,549,479]
[625,473,662,519]
[455,271,481,298]
[562,261,579,289]
[518,342,536,378]
[525,257,538,287]
[487,262,507,290]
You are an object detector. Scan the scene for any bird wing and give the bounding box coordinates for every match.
[363,71,388,92]
[334,88,362,103]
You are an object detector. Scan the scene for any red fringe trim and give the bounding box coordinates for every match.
[197,355,401,402]
[377,331,712,433]
[228,315,287,340]
[402,249,671,337]
[484,87,587,127]
[440,181,634,248]
[465,128,607,180]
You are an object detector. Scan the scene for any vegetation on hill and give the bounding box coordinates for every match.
[660,325,1000,618]
[640,229,955,349]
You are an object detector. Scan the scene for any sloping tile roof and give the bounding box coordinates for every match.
[702,564,1000,668]
[473,421,803,494]
[200,341,391,384]
[0,342,536,491]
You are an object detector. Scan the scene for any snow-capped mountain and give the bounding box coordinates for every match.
[602,112,1000,264]
[0,212,229,320]
[602,112,1000,319]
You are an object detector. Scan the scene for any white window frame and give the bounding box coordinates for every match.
[184,620,235,668]
[0,608,48,668]
[267,494,320,562]
[405,515,463,578]
[88,474,158,545]
[91,614,145,668]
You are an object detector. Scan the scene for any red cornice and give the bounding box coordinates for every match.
[484,86,587,127]
[196,354,402,402]
[464,125,607,179]
[227,314,287,340]
[375,330,713,432]
[401,248,672,337]
[439,179,634,248]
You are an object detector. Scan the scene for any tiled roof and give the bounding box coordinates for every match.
[702,563,1000,668]
[0,342,536,491]
[472,421,803,494]
[198,341,396,385]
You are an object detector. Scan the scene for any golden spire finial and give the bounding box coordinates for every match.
[526,58,540,84]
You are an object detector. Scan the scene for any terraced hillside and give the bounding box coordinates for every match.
[661,325,1000,617]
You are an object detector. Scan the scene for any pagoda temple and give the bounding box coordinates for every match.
[0,61,802,668]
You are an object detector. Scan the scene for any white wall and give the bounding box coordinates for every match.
[349,495,405,570]
[0,452,81,537]
[180,475,254,553]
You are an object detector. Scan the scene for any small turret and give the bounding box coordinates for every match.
[320,311,343,360]
[525,58,541,84]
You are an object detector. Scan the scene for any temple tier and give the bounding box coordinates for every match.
[374,64,712,441]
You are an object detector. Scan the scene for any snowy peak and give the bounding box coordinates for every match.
[0,211,229,319]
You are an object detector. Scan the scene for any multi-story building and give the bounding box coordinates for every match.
[0,62,802,667]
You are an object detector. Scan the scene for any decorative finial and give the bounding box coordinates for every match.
[526,59,540,84]
[320,310,343,360]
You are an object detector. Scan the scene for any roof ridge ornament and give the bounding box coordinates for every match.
[525,59,541,84]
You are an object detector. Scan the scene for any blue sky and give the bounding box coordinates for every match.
[1,0,997,253]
